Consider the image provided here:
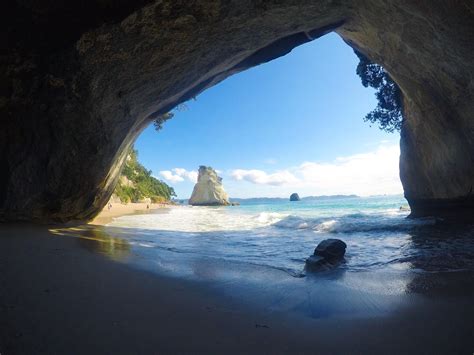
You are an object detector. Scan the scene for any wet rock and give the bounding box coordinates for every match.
[314,239,347,259]
[305,239,346,272]
[305,255,327,270]
[290,193,300,201]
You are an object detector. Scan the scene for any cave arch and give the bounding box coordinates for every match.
[1,1,473,222]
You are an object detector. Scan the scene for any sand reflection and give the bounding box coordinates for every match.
[49,226,131,261]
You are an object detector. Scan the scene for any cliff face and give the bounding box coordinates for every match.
[337,1,474,220]
[1,1,473,222]
[189,167,229,206]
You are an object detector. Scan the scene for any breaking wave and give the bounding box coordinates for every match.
[272,212,436,234]
[107,196,474,274]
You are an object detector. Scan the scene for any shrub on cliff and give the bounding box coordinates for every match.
[114,147,176,203]
[152,103,188,132]
[355,51,403,133]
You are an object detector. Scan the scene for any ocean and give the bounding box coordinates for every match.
[104,195,474,277]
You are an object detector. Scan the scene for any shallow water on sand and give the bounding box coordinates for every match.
[105,195,474,277]
[48,195,474,319]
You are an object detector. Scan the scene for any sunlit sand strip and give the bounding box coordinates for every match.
[89,202,175,225]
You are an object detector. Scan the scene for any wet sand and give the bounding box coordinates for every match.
[90,202,174,225]
[0,224,473,354]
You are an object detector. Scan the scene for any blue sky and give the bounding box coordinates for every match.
[134,33,402,198]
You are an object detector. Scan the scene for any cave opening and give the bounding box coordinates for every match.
[2,3,474,353]
[1,1,473,223]
[125,32,403,206]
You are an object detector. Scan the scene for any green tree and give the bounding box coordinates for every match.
[153,103,189,132]
[114,147,176,203]
[153,112,174,131]
[355,51,403,133]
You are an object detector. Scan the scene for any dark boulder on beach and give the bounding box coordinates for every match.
[305,255,328,271]
[305,239,347,272]
[290,193,300,201]
[314,239,347,259]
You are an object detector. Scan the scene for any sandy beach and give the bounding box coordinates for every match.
[1,224,473,354]
[90,202,173,225]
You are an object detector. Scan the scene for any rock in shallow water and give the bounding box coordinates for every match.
[305,255,328,271]
[314,239,347,259]
[305,239,347,272]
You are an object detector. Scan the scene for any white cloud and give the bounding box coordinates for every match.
[159,168,198,183]
[231,169,299,186]
[229,144,402,196]
[159,171,184,183]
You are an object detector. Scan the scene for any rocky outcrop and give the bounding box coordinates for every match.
[189,166,229,206]
[290,193,300,202]
[1,1,473,222]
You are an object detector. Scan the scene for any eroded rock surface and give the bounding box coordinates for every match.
[189,166,229,206]
[1,1,473,222]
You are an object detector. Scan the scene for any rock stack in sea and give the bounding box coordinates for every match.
[290,193,300,201]
[189,166,230,206]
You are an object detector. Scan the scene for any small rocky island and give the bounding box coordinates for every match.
[189,166,230,206]
[290,193,300,201]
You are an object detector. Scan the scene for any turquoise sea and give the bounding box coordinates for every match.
[105,195,474,277]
